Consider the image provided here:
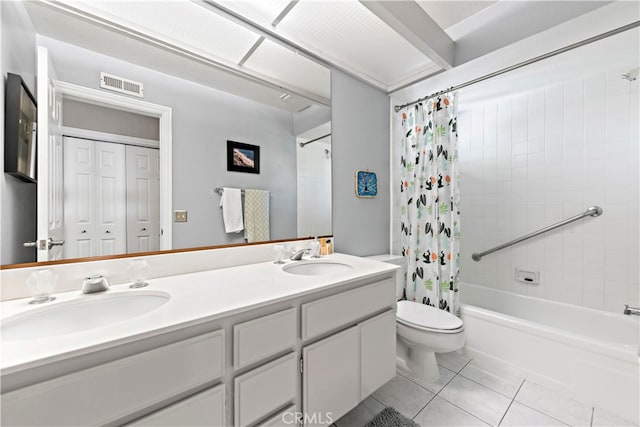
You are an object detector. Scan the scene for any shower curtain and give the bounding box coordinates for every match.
[399,92,461,315]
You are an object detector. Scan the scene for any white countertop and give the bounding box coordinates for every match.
[1,253,397,376]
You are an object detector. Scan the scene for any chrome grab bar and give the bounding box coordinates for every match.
[472,206,603,261]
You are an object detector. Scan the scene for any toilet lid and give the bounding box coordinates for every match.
[397,300,463,331]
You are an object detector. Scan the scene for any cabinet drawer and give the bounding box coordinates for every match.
[1,330,224,426]
[234,307,296,369]
[257,404,297,427]
[302,278,395,340]
[234,352,297,427]
[129,383,225,426]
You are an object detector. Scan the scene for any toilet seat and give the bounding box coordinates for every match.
[397,300,463,334]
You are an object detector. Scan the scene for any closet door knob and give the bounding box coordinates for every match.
[80,230,87,234]
[105,230,111,234]
[141,227,147,231]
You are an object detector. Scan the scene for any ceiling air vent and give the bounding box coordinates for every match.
[100,72,144,98]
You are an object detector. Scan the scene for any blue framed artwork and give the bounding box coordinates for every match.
[355,170,377,198]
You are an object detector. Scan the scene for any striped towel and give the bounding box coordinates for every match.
[244,189,270,243]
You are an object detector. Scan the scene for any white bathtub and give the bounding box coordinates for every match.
[460,282,640,423]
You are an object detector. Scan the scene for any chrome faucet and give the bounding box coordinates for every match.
[290,249,309,261]
[82,275,111,294]
[623,305,640,316]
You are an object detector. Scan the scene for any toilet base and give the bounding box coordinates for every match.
[396,338,440,383]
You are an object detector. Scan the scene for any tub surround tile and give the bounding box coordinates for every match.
[514,381,593,427]
[500,402,570,426]
[398,366,456,394]
[460,359,525,398]
[414,396,490,426]
[439,375,512,426]
[335,396,385,427]
[449,68,639,315]
[371,374,435,419]
[591,407,638,427]
[436,350,472,372]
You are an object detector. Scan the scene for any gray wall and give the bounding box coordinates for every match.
[331,70,390,256]
[293,104,331,136]
[63,99,160,140]
[37,36,297,250]
[1,1,38,264]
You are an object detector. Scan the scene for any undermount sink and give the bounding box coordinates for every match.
[1,290,170,341]
[283,261,353,276]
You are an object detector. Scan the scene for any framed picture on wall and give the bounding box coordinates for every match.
[227,140,260,174]
[355,169,377,198]
[4,73,37,183]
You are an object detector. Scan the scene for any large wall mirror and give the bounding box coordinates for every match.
[2,1,332,267]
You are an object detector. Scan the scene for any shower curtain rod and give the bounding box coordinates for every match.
[299,133,331,147]
[394,21,640,113]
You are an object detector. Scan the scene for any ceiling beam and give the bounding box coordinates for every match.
[238,1,297,68]
[359,1,454,70]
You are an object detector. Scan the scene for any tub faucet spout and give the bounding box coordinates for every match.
[623,305,640,316]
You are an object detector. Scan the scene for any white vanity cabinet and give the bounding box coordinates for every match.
[1,266,397,427]
[301,278,397,426]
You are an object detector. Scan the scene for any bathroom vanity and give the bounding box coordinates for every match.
[0,254,398,426]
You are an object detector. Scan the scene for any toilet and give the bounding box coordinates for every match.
[366,254,465,382]
[396,300,464,382]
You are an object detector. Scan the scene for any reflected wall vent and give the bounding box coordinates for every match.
[100,72,144,98]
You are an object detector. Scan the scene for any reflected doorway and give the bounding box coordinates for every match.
[296,121,332,238]
[62,134,160,258]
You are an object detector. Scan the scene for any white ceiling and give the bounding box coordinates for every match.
[24,1,613,112]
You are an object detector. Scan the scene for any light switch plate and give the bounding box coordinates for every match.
[174,210,188,222]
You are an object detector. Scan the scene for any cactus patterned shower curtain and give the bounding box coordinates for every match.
[399,92,461,315]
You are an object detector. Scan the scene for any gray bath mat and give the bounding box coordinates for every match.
[365,407,420,427]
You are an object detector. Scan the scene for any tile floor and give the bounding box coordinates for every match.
[334,350,638,427]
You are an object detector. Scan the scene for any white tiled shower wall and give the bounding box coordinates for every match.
[296,137,332,237]
[457,67,639,313]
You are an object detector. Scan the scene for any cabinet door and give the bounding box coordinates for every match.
[360,310,396,398]
[129,383,224,426]
[302,327,359,427]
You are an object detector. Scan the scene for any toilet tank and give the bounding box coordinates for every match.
[366,254,405,300]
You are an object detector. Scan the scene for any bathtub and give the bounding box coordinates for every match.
[460,282,639,423]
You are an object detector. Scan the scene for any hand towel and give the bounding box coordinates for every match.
[220,187,244,233]
[244,189,270,243]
